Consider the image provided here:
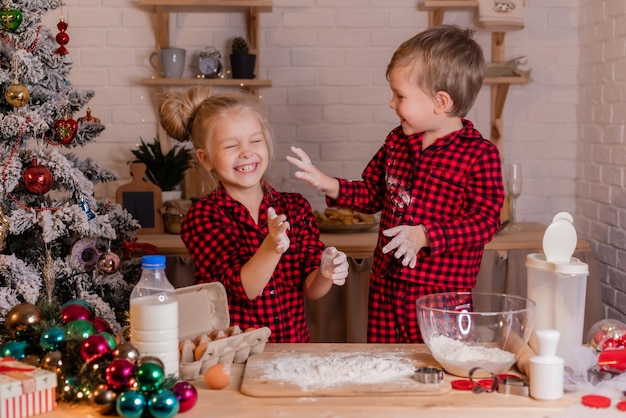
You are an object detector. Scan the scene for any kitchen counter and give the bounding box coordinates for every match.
[44,343,582,418]
[139,222,590,259]
[141,222,604,344]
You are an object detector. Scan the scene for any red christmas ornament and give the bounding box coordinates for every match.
[93,317,113,334]
[105,359,136,390]
[21,159,53,195]
[77,107,101,124]
[60,303,94,324]
[55,17,69,55]
[173,381,198,412]
[55,115,78,144]
[80,334,111,362]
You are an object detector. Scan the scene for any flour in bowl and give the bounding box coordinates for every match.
[260,352,416,390]
[428,335,516,377]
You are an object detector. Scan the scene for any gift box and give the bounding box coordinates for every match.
[0,359,57,418]
[176,282,271,380]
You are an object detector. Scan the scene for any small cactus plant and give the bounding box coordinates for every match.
[231,37,249,55]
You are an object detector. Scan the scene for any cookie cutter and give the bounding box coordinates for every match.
[414,367,445,384]
[497,376,529,397]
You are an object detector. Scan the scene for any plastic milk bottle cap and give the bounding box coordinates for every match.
[542,212,577,263]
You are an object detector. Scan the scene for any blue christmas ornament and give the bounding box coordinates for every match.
[39,326,65,351]
[147,389,180,418]
[79,195,96,220]
[116,390,146,418]
[0,340,29,359]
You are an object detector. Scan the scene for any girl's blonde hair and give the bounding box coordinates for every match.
[386,25,484,117]
[159,87,274,192]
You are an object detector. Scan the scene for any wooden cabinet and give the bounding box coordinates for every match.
[420,0,529,152]
[139,0,273,95]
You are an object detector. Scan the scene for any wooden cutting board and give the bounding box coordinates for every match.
[240,345,451,397]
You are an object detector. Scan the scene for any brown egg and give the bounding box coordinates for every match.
[194,342,208,361]
[204,363,230,389]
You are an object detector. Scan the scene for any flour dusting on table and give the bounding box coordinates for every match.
[259,352,415,390]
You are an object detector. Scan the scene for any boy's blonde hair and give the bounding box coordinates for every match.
[386,25,485,117]
[159,87,274,192]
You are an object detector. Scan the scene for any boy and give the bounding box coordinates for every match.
[287,25,505,343]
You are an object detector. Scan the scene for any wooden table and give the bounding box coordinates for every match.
[44,343,582,418]
[140,222,590,259]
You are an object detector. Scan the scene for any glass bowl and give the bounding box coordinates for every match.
[416,291,536,378]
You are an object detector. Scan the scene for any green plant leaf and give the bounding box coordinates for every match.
[130,137,192,191]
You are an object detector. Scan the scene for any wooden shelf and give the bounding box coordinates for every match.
[139,0,273,85]
[139,77,272,88]
[420,0,477,27]
[140,0,272,7]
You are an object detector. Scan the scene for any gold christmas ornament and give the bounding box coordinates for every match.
[5,303,43,338]
[5,80,29,107]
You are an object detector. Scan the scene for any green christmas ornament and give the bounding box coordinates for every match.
[98,331,117,350]
[136,362,164,392]
[0,8,22,32]
[1,340,30,359]
[64,319,97,339]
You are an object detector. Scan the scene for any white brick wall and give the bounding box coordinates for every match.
[49,1,579,220]
[578,0,626,321]
[45,2,626,317]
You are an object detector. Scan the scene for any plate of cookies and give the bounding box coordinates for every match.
[315,208,378,233]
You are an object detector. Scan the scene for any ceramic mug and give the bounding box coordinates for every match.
[150,47,186,78]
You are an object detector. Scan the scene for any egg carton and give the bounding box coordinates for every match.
[176,282,271,380]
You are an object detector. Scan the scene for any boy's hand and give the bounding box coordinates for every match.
[381,225,427,268]
[320,247,349,286]
[286,146,337,196]
[268,207,290,254]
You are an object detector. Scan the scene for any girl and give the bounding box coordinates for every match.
[159,87,349,343]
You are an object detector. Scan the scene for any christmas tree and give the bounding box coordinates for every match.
[0,0,142,338]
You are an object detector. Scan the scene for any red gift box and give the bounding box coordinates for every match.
[0,359,57,418]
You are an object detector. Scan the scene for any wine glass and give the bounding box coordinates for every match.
[505,163,523,231]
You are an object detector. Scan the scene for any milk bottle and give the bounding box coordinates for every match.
[130,255,179,376]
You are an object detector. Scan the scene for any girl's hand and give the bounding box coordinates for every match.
[286,146,337,196]
[320,247,349,286]
[267,207,290,254]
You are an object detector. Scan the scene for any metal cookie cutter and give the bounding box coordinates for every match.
[497,376,529,397]
[414,367,445,384]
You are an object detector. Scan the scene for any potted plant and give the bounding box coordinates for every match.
[230,36,256,79]
[131,137,192,200]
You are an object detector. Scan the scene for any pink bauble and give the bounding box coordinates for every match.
[60,303,94,324]
[105,359,136,390]
[93,317,113,334]
[172,381,198,412]
[80,334,111,362]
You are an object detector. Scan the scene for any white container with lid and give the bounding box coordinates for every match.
[526,212,588,356]
[529,329,564,400]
